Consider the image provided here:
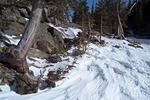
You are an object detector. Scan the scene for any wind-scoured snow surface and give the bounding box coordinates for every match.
[0,36,150,100]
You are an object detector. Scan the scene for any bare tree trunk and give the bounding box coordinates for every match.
[0,0,44,73]
[81,8,84,30]
[100,15,102,41]
[128,1,137,15]
[88,14,91,34]
[15,0,43,59]
[117,0,125,39]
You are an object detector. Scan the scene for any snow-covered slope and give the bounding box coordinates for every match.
[0,37,150,100]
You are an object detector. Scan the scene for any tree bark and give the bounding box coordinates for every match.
[15,0,43,59]
[117,0,125,39]
[100,15,102,41]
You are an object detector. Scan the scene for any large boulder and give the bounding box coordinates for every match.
[4,21,25,36]
[0,0,17,5]
[0,7,25,36]
[28,48,48,58]
[33,23,66,54]
[0,1,66,56]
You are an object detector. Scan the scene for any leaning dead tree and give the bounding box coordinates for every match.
[116,0,138,39]
[128,0,137,15]
[100,15,103,41]
[0,0,44,73]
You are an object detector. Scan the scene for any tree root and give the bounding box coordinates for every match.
[0,52,29,73]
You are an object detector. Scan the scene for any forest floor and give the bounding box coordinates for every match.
[0,34,150,100]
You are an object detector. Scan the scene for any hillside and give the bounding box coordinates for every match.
[0,34,150,100]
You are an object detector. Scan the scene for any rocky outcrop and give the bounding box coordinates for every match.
[0,1,66,55]
[0,3,26,36]
[0,1,71,94]
[33,23,66,54]
[28,48,49,58]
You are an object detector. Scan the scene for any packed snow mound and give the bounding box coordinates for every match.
[48,23,82,39]
[0,36,150,100]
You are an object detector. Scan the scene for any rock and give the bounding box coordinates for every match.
[0,0,17,5]
[44,68,69,88]
[128,43,143,49]
[113,45,120,48]
[42,70,58,88]
[67,65,75,70]
[3,22,25,36]
[47,54,62,63]
[47,71,59,81]
[44,80,55,88]
[18,8,30,18]
[17,17,27,25]
[33,23,66,54]
[28,48,49,58]
[33,23,55,54]
[0,6,66,53]
[71,49,82,56]
[0,0,7,5]
[35,40,53,54]
[0,6,26,36]
[0,7,19,22]
[48,26,65,47]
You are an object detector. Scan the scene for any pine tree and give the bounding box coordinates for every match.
[93,0,128,39]
[94,0,114,34]
[72,0,89,29]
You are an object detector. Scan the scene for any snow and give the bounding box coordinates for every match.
[48,23,82,39]
[0,35,150,100]
[27,56,75,78]
[0,26,150,100]
[4,34,20,45]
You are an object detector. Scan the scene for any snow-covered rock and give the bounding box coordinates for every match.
[48,23,82,39]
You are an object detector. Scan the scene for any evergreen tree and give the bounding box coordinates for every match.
[93,0,128,38]
[72,0,89,29]
[94,0,114,34]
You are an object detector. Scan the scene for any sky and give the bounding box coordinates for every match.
[87,0,99,10]
[87,0,130,9]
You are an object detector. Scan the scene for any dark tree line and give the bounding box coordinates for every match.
[128,0,150,36]
[72,0,150,38]
[72,0,128,39]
